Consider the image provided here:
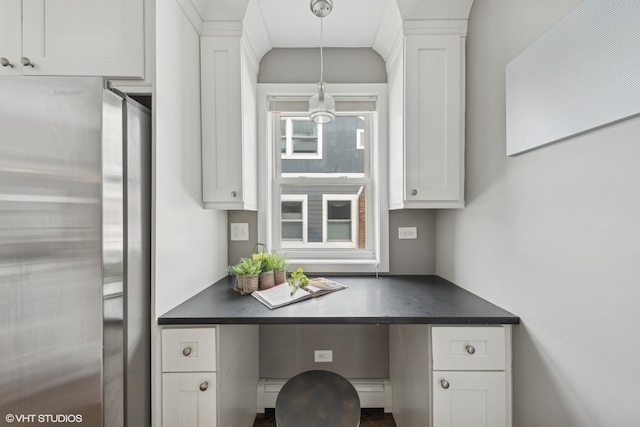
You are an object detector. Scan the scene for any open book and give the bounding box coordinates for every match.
[251,277,347,309]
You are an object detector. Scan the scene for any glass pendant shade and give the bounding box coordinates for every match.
[309,82,335,124]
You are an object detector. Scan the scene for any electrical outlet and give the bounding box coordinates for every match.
[314,350,333,363]
[230,223,249,241]
[398,227,418,239]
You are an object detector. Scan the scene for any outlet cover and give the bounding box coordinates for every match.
[398,227,418,239]
[230,223,249,241]
[314,350,333,363]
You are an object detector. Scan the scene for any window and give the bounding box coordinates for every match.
[258,84,389,273]
[281,194,308,242]
[281,117,323,159]
[322,193,361,248]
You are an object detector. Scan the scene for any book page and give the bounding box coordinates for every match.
[251,283,311,309]
[306,277,348,294]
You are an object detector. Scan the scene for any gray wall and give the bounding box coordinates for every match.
[258,48,387,84]
[436,0,640,425]
[231,47,437,380]
[228,210,436,274]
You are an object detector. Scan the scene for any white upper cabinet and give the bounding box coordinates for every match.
[201,33,258,210]
[0,0,21,75]
[0,0,144,78]
[388,22,468,209]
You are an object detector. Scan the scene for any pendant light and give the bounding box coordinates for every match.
[309,0,336,124]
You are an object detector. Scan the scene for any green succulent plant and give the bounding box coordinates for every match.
[227,257,262,275]
[251,252,273,272]
[270,253,287,270]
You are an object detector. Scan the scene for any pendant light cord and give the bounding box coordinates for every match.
[320,16,324,83]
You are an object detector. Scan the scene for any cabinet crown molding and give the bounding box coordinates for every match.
[202,21,243,37]
[403,19,468,36]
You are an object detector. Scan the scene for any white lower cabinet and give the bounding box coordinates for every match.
[161,325,259,427]
[389,325,512,427]
[431,326,511,427]
[432,371,507,427]
[163,372,217,427]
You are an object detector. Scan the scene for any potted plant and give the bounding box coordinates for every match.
[270,253,287,285]
[252,252,275,289]
[227,257,261,294]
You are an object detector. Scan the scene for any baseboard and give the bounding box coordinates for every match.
[256,377,392,413]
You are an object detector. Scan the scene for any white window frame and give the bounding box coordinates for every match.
[281,194,308,243]
[322,194,359,248]
[356,129,365,150]
[281,117,323,159]
[257,84,389,274]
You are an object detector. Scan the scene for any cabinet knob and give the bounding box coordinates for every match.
[440,379,450,389]
[199,381,209,391]
[231,191,237,197]
[182,346,192,356]
[20,57,35,68]
[465,345,476,354]
[0,58,13,68]
[411,189,417,196]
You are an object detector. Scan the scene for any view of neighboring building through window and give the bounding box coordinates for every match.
[259,85,387,272]
[281,118,322,159]
[274,113,370,250]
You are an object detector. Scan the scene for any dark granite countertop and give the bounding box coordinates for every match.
[158,275,519,325]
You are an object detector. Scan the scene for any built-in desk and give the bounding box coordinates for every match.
[158,275,519,325]
[158,276,519,427]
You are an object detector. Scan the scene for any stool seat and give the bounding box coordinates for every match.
[275,370,360,427]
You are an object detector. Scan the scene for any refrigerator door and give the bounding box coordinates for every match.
[0,77,106,424]
[123,95,151,427]
[102,89,125,427]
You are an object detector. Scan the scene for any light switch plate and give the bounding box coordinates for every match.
[230,223,249,241]
[398,227,417,239]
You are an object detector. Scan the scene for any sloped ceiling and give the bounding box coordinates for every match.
[193,0,473,59]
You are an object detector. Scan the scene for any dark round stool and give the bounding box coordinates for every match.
[275,370,361,427]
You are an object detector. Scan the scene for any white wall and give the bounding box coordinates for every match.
[155,0,228,318]
[436,1,640,425]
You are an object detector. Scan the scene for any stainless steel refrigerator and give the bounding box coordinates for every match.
[0,77,151,427]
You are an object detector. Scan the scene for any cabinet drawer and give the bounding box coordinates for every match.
[162,328,217,372]
[432,326,505,371]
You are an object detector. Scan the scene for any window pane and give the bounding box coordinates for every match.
[292,137,318,154]
[281,115,365,175]
[327,221,351,241]
[282,201,302,219]
[328,201,351,220]
[282,222,303,240]
[292,120,317,136]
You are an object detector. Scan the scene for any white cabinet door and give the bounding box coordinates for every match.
[201,36,257,210]
[403,35,465,208]
[21,0,144,78]
[432,371,507,427]
[163,372,217,427]
[0,0,21,75]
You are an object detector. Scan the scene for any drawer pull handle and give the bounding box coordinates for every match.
[411,189,417,196]
[231,191,237,197]
[440,379,450,389]
[199,381,209,391]
[182,346,192,356]
[1,58,13,68]
[20,57,35,68]
[466,345,476,354]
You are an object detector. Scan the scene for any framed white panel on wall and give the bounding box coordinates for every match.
[506,0,640,156]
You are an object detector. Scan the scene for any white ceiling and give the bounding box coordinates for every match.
[196,0,390,48]
[194,0,475,54]
[255,0,389,48]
